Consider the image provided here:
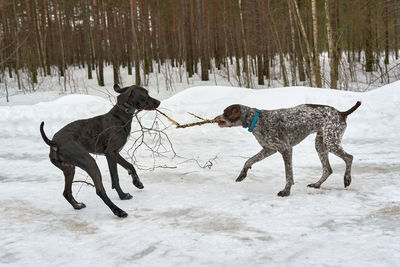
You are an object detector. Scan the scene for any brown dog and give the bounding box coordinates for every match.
[215,102,361,196]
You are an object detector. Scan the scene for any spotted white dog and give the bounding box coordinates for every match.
[214,101,361,196]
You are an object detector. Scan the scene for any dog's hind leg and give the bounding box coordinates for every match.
[325,124,353,188]
[116,154,144,189]
[51,159,86,210]
[62,165,87,209]
[105,152,133,200]
[236,148,276,182]
[60,143,128,217]
[329,145,353,188]
[308,132,333,189]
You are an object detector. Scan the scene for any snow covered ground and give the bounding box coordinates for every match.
[0,82,400,266]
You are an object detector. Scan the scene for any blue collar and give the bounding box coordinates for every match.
[248,109,260,132]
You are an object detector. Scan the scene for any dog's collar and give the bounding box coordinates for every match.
[247,109,260,132]
[117,102,136,115]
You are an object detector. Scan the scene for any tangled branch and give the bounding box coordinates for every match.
[125,108,219,171]
[178,155,219,169]
[73,180,95,187]
[125,110,177,170]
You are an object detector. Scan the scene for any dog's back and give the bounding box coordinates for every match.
[254,104,344,147]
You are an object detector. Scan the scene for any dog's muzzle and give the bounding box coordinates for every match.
[143,99,161,110]
[214,115,228,127]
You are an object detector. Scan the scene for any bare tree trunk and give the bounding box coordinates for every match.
[295,16,306,83]
[288,5,297,86]
[33,0,45,76]
[268,7,289,87]
[365,0,373,72]
[93,0,104,86]
[290,0,314,87]
[394,4,400,60]
[196,0,209,81]
[332,0,340,87]
[82,0,92,79]
[184,0,194,77]
[24,0,38,85]
[39,0,50,76]
[238,0,250,88]
[53,0,66,90]
[260,0,270,82]
[130,0,141,85]
[234,40,241,86]
[324,0,337,89]
[107,7,119,85]
[5,75,9,102]
[222,0,230,82]
[395,2,399,60]
[141,0,151,77]
[311,0,322,87]
[12,0,21,90]
[45,0,52,75]
[383,1,389,65]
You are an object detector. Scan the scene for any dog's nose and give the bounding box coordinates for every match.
[155,100,161,108]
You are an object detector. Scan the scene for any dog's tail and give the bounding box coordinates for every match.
[341,101,361,117]
[40,122,57,148]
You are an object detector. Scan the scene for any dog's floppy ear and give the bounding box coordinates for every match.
[116,89,131,105]
[224,104,241,122]
[114,84,129,94]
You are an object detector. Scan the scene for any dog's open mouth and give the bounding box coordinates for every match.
[218,120,227,127]
[143,106,156,110]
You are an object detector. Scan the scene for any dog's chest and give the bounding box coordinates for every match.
[118,127,131,151]
[252,128,283,149]
[118,125,132,148]
[101,123,131,152]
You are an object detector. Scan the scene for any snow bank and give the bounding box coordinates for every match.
[1,82,400,266]
[0,95,111,138]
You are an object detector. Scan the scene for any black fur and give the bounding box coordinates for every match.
[40,84,160,217]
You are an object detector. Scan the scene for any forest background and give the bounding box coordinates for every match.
[0,0,399,98]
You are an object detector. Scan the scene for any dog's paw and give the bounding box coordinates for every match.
[277,190,290,197]
[130,173,144,189]
[235,172,247,182]
[119,193,133,200]
[132,179,144,189]
[114,208,128,218]
[73,203,86,210]
[344,175,351,188]
[307,183,320,189]
[235,177,244,182]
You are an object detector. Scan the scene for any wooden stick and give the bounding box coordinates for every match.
[187,112,206,121]
[156,109,219,128]
[156,109,180,126]
[176,119,220,128]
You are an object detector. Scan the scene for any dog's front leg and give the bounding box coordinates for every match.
[105,152,133,200]
[236,148,276,182]
[278,147,294,197]
[116,154,144,189]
